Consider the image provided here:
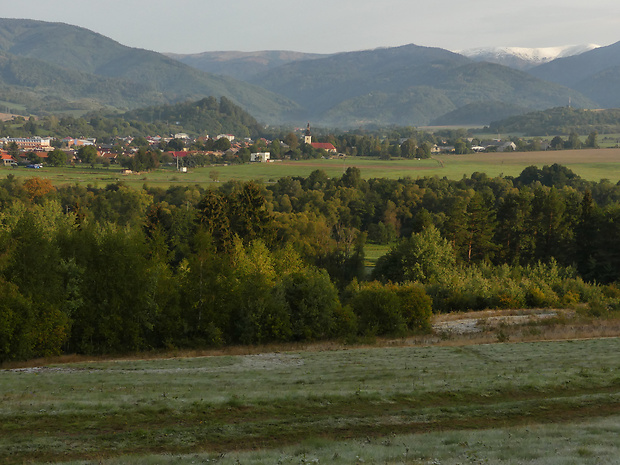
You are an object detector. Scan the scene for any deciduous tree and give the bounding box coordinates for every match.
[77,145,98,164]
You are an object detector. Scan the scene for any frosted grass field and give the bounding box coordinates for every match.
[2,338,620,463]
[62,416,620,464]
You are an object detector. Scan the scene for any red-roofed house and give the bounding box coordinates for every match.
[1,152,17,166]
[168,151,189,158]
[310,142,337,153]
[100,151,118,163]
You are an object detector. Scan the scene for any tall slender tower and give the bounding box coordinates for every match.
[304,123,312,144]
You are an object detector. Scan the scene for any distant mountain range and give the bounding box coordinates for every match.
[245,44,595,126]
[0,18,301,122]
[165,50,328,82]
[167,45,599,126]
[527,42,620,108]
[459,45,600,70]
[1,18,620,128]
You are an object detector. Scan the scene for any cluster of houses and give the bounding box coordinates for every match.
[432,139,518,153]
[0,128,341,167]
[0,136,98,166]
[0,134,251,167]
[0,130,527,169]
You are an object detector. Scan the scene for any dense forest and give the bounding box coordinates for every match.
[487,106,620,136]
[1,164,620,361]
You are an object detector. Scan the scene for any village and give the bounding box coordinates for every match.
[0,129,531,170]
[0,128,344,169]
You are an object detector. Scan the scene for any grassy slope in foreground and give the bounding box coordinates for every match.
[71,416,620,464]
[1,337,620,464]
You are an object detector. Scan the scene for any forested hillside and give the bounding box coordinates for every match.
[0,18,300,121]
[488,106,620,135]
[431,101,530,126]
[123,96,263,138]
[249,45,595,126]
[0,97,262,140]
[0,51,165,113]
[529,40,620,107]
[1,165,620,361]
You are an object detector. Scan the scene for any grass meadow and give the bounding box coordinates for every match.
[2,337,620,464]
[363,243,393,270]
[3,148,620,188]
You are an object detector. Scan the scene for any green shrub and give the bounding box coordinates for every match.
[582,299,609,317]
[392,283,433,333]
[350,281,406,337]
[560,290,580,306]
[0,279,35,362]
[331,304,358,341]
[273,268,340,341]
[601,283,620,299]
[525,285,558,308]
[424,262,595,312]
[349,281,433,336]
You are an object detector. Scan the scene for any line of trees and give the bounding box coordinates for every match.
[1,164,620,361]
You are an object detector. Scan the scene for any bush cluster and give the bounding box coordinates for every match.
[425,261,600,313]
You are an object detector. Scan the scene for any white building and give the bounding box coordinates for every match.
[2,137,52,150]
[251,152,270,163]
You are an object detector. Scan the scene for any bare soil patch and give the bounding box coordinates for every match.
[432,308,560,335]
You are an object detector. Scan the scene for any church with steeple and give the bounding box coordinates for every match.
[303,123,337,154]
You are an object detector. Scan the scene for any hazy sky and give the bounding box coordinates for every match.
[3,0,620,54]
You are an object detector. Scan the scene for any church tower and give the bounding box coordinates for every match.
[304,123,312,144]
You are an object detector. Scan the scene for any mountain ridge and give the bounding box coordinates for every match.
[0,18,612,127]
[528,40,620,108]
[164,50,329,81]
[0,18,301,122]
[460,44,600,70]
[246,44,595,126]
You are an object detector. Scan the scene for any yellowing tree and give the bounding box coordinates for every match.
[23,177,56,202]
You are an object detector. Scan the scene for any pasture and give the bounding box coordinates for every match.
[2,337,620,464]
[2,148,620,188]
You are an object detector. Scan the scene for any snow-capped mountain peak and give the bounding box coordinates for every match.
[458,44,601,69]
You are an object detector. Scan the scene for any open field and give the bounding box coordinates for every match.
[2,327,620,464]
[2,148,620,188]
[434,148,620,182]
[363,243,393,270]
[0,100,27,116]
[0,112,17,122]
